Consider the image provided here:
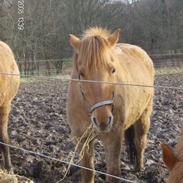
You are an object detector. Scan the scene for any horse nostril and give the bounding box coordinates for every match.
[92,117,98,127]
[108,116,113,126]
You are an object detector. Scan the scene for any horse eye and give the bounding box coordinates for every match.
[111,68,116,74]
[79,72,85,79]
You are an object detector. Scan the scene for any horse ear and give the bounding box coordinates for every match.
[69,34,81,53]
[161,144,177,170]
[108,29,121,47]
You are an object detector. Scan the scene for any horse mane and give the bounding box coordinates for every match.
[78,27,112,71]
[82,27,111,39]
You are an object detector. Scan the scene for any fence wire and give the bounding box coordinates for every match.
[0,141,137,183]
[0,70,182,182]
[0,72,182,90]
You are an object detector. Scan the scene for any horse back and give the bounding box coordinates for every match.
[114,43,154,128]
[116,43,154,84]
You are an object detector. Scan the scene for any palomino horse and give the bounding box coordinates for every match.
[67,27,154,183]
[162,130,183,183]
[0,41,20,171]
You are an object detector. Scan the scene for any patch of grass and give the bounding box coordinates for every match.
[156,67,183,75]
[20,74,71,83]
[61,60,73,75]
[21,77,36,83]
[62,58,72,63]
[20,66,183,83]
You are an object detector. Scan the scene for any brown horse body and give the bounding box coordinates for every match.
[0,41,20,171]
[67,27,154,183]
[162,130,183,183]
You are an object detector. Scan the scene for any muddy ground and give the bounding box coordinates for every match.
[2,74,183,183]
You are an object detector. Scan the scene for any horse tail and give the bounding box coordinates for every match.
[125,125,137,165]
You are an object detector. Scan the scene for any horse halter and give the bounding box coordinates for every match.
[79,82,114,113]
[89,99,114,113]
[78,74,114,113]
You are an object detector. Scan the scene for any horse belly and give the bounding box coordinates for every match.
[124,87,153,130]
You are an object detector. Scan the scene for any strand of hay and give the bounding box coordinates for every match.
[77,127,96,164]
[55,124,96,183]
[0,170,34,183]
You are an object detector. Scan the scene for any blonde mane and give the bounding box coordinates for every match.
[82,27,111,39]
[78,27,113,71]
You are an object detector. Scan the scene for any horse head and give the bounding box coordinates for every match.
[69,28,121,132]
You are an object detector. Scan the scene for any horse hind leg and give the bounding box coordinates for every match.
[0,102,13,172]
[134,102,152,171]
[125,125,137,166]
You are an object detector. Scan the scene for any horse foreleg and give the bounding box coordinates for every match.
[79,139,95,183]
[102,129,123,183]
[134,104,152,171]
[0,103,12,172]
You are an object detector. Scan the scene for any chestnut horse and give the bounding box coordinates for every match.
[67,27,154,183]
[0,41,20,171]
[162,130,183,183]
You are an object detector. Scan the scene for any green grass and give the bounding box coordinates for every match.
[156,67,183,75]
[20,66,183,83]
[20,74,71,83]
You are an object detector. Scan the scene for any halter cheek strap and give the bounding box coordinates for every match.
[78,75,114,113]
[89,100,113,113]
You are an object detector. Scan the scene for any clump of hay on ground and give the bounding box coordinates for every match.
[0,170,34,183]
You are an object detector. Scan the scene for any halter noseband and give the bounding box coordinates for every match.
[89,99,113,113]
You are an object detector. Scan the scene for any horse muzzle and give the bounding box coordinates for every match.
[90,100,114,132]
[91,114,113,132]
